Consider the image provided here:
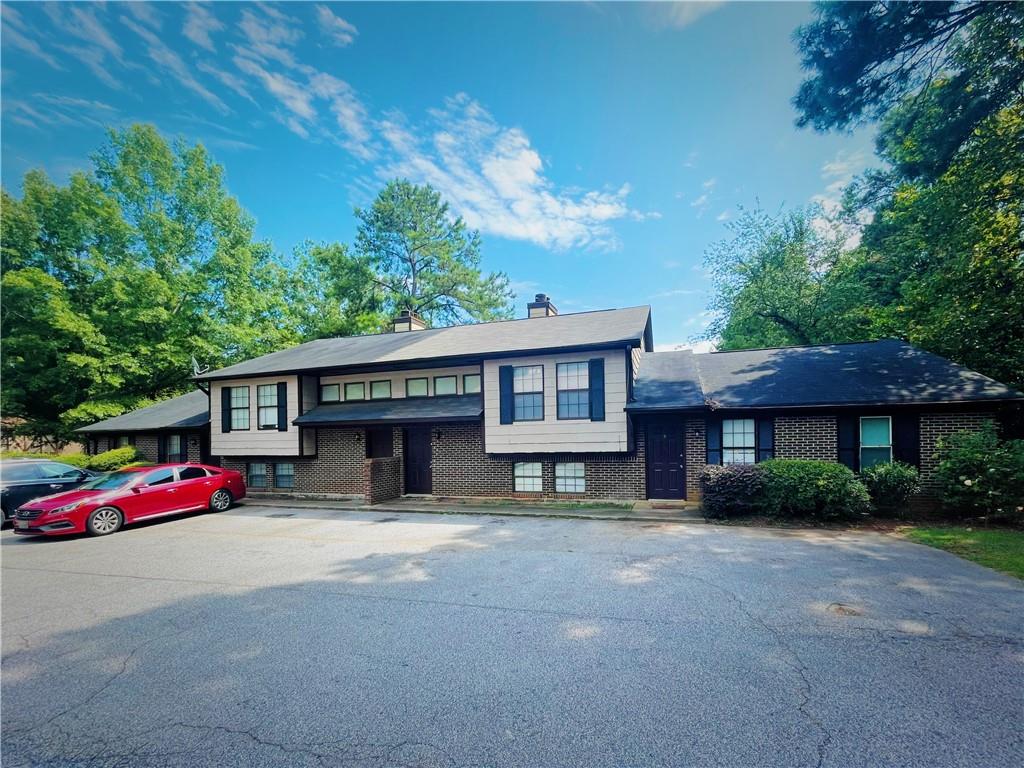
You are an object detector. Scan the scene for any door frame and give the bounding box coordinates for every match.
[403,426,433,494]
[645,418,687,500]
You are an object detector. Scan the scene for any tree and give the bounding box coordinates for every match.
[354,180,513,326]
[1,125,305,442]
[794,2,1023,179]
[703,206,872,349]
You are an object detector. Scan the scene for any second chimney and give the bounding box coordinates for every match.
[527,293,558,318]
[393,309,426,332]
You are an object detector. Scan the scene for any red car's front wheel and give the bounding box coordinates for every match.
[87,507,123,536]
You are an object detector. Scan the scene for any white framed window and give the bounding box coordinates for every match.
[230,386,250,430]
[406,378,428,397]
[344,382,365,401]
[320,383,340,402]
[274,462,295,489]
[463,373,481,394]
[514,462,542,492]
[555,462,585,493]
[370,380,392,399]
[513,365,544,421]
[434,375,457,396]
[722,419,755,464]
[556,362,589,419]
[860,416,892,469]
[257,384,278,429]
[247,462,267,489]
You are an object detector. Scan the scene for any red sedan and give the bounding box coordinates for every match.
[12,464,245,537]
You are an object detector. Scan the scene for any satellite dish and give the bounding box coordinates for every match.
[191,356,210,376]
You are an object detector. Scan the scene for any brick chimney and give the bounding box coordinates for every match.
[527,293,558,318]
[392,309,426,332]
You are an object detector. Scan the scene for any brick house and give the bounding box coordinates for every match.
[79,295,1023,504]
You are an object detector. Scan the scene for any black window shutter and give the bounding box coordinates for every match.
[157,436,167,463]
[837,415,857,470]
[589,358,605,421]
[706,415,723,465]
[221,387,232,433]
[277,382,288,431]
[892,412,920,467]
[757,417,774,462]
[499,366,514,424]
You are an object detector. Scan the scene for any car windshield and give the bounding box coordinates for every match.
[79,472,140,491]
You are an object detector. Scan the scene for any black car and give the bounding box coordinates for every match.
[0,460,98,523]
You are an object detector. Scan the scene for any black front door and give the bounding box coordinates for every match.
[404,427,432,494]
[646,421,685,499]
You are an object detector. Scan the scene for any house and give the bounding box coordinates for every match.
[76,390,210,464]
[78,295,1023,504]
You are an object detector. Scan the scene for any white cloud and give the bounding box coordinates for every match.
[651,288,704,298]
[652,2,724,30]
[125,2,162,30]
[663,259,681,269]
[6,93,118,130]
[236,7,303,69]
[234,55,315,121]
[683,150,699,168]
[65,5,123,62]
[376,94,644,250]
[715,209,731,222]
[315,5,358,47]
[57,44,123,90]
[811,149,872,248]
[2,5,63,69]
[122,17,229,114]
[702,177,717,189]
[183,3,225,52]
[655,339,719,354]
[197,61,258,105]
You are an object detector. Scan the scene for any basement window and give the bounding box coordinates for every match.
[247,463,267,489]
[514,462,542,492]
[274,462,295,489]
[555,462,585,493]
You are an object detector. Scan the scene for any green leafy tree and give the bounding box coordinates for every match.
[704,206,872,349]
[354,180,513,326]
[1,125,304,442]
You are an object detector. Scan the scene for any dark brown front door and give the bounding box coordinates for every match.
[646,421,685,499]
[404,427,432,494]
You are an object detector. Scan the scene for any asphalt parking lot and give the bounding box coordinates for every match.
[2,503,1022,767]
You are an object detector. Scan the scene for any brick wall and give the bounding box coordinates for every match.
[295,427,365,494]
[919,412,994,492]
[684,417,706,501]
[432,421,647,500]
[775,416,838,460]
[364,457,402,504]
[134,435,159,462]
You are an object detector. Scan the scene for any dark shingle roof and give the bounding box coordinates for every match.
[199,306,652,380]
[294,394,482,426]
[76,390,210,433]
[628,340,1024,410]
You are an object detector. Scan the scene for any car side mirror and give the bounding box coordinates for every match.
[78,470,90,480]
[131,487,142,494]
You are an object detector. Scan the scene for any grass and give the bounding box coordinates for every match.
[905,527,1024,580]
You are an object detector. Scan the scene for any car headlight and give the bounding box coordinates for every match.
[50,501,85,515]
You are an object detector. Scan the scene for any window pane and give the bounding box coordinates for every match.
[320,384,340,402]
[463,374,481,394]
[117,436,131,448]
[248,463,267,488]
[723,448,756,465]
[37,462,81,479]
[143,468,175,486]
[860,417,891,447]
[514,462,542,492]
[274,462,295,488]
[370,380,392,399]
[513,365,543,393]
[3,464,40,480]
[514,393,543,421]
[860,446,892,469]
[231,409,249,430]
[557,390,589,419]
[556,362,588,391]
[555,462,586,493]
[722,419,755,448]
[179,467,207,480]
[434,376,457,396]
[230,387,249,407]
[344,382,365,401]
[257,385,277,407]
[406,378,428,397]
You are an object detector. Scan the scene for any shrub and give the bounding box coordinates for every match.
[700,464,767,519]
[760,459,871,521]
[86,446,144,472]
[935,424,1024,520]
[860,461,920,516]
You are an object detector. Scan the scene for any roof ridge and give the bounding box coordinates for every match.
[698,338,904,355]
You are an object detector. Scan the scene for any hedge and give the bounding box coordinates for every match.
[700,464,767,519]
[859,461,920,516]
[1,446,143,472]
[935,424,1024,521]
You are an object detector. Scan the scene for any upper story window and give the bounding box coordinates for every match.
[320,383,340,402]
[434,375,457,396]
[344,382,365,401]
[722,419,755,464]
[860,416,892,469]
[463,374,481,394]
[370,380,392,400]
[556,362,589,419]
[257,384,278,429]
[229,387,250,430]
[513,365,544,421]
[406,378,428,397]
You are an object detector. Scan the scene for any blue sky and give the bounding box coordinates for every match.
[1,1,873,349]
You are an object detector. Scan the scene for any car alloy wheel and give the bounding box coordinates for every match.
[87,507,123,536]
[210,490,232,512]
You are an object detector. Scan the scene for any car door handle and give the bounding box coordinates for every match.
[49,484,64,489]
[166,488,177,493]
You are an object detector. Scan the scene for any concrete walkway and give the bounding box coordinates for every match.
[240,494,706,523]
